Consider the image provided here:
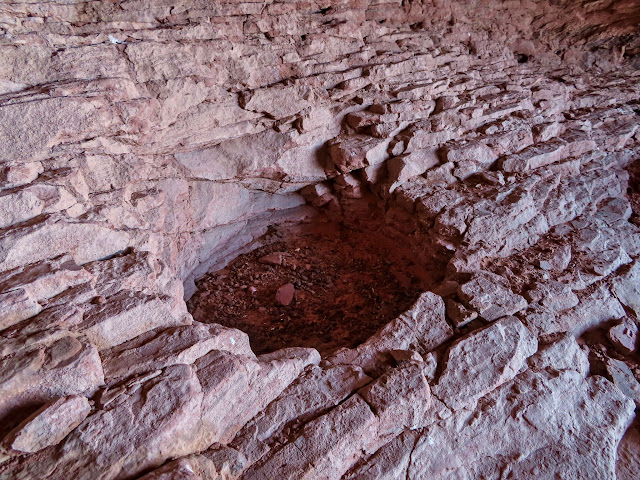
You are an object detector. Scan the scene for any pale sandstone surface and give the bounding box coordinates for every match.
[1,395,91,455]
[0,0,640,479]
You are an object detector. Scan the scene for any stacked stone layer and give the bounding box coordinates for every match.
[1,1,640,479]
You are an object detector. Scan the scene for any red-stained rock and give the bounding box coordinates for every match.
[275,283,295,306]
[0,0,639,477]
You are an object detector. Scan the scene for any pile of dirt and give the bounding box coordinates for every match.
[188,223,427,356]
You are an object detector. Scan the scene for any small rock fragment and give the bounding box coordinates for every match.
[276,283,295,306]
[528,333,589,375]
[605,358,640,407]
[359,362,431,435]
[539,244,571,271]
[390,349,423,364]
[608,318,638,355]
[258,252,289,266]
[327,292,452,374]
[0,288,42,332]
[329,134,389,173]
[611,262,640,318]
[445,298,478,328]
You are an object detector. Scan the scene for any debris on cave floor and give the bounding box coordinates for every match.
[187,222,430,356]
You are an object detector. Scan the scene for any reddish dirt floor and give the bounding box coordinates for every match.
[187,223,427,356]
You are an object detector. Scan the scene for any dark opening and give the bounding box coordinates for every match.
[187,220,431,356]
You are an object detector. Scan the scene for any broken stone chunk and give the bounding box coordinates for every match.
[2,395,91,454]
[240,84,315,119]
[458,271,527,321]
[329,134,389,173]
[608,318,638,355]
[442,140,497,166]
[299,182,335,207]
[137,455,216,480]
[242,394,377,480]
[408,368,634,479]
[605,358,640,407]
[359,362,431,435]
[196,347,319,447]
[538,244,572,271]
[525,280,579,312]
[232,364,372,465]
[0,336,103,427]
[528,333,589,375]
[258,252,289,266]
[432,316,538,410]
[1,365,204,479]
[500,136,595,172]
[390,349,423,365]
[445,298,478,328]
[0,288,42,332]
[102,322,253,383]
[327,292,452,374]
[611,262,640,318]
[276,283,295,306]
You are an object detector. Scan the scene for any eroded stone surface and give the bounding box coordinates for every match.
[0,0,639,478]
[458,272,528,321]
[432,317,538,410]
[2,395,90,455]
[609,318,638,355]
[4,365,203,480]
[327,292,452,374]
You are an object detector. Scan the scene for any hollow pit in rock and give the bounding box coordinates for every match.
[188,218,438,356]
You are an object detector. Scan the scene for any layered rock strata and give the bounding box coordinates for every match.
[1,1,640,479]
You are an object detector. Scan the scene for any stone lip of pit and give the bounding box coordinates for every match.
[187,222,436,357]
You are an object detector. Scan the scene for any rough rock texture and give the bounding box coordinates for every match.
[1,0,640,479]
[1,395,90,456]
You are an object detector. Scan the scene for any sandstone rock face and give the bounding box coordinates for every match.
[2,395,91,455]
[432,316,538,410]
[1,0,639,479]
